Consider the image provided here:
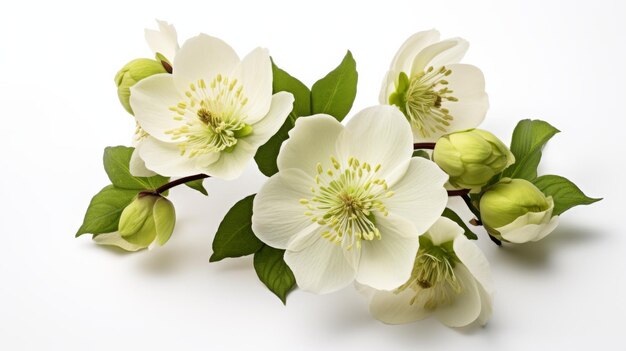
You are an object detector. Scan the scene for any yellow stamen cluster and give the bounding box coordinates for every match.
[406,66,457,138]
[300,156,394,251]
[396,241,463,310]
[165,75,250,157]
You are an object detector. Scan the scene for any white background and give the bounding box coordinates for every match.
[1,0,624,349]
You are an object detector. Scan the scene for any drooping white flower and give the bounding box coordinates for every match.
[252,106,448,294]
[129,34,294,179]
[380,30,489,142]
[363,217,494,327]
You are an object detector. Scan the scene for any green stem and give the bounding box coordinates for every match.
[461,194,502,246]
[461,194,481,223]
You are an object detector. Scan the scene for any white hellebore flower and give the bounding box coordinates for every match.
[380,29,489,142]
[129,34,294,179]
[364,217,494,327]
[252,106,448,294]
[129,20,181,177]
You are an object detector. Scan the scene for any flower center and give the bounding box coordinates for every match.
[389,67,458,138]
[396,236,462,310]
[165,75,252,157]
[300,156,394,251]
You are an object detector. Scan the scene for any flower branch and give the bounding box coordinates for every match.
[141,174,210,196]
[413,142,436,150]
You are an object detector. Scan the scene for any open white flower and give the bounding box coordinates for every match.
[380,29,489,142]
[363,217,494,327]
[252,106,448,294]
[129,34,294,179]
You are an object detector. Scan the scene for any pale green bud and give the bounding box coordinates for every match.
[480,178,550,229]
[118,194,176,248]
[433,129,515,191]
[114,59,167,115]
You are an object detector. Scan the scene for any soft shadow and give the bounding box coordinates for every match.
[495,223,608,269]
[209,256,254,273]
[137,248,185,274]
[84,240,140,257]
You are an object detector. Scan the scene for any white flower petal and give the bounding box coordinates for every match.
[145,20,179,61]
[390,29,440,74]
[277,114,344,175]
[252,168,317,249]
[499,224,541,243]
[497,200,556,243]
[369,288,431,324]
[445,64,486,99]
[441,95,489,133]
[285,228,357,294]
[138,136,215,177]
[200,139,255,180]
[428,217,464,245]
[434,265,482,327]
[534,216,560,241]
[385,158,448,234]
[411,38,469,75]
[130,74,184,142]
[454,235,494,295]
[438,63,489,132]
[356,214,419,290]
[173,34,239,93]
[236,48,273,123]
[129,146,157,177]
[378,69,397,104]
[93,232,146,252]
[245,92,294,148]
[475,284,493,326]
[339,105,413,183]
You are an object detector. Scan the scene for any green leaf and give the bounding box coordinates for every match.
[532,175,601,216]
[271,59,312,117]
[185,178,208,196]
[502,119,560,181]
[254,60,312,177]
[209,194,264,262]
[412,150,430,159]
[310,50,358,121]
[103,146,169,190]
[76,185,139,237]
[442,208,478,240]
[254,245,296,304]
[254,120,293,177]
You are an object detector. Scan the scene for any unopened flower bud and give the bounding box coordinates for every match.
[114,59,167,115]
[479,178,559,243]
[433,129,514,192]
[118,194,176,248]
